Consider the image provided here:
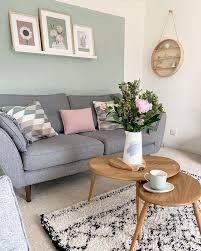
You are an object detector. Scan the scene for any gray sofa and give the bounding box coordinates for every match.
[0,93,166,202]
[0,175,29,250]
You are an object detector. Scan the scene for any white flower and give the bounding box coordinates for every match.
[56,25,63,34]
[56,35,64,43]
[19,26,32,40]
[50,29,57,38]
[135,117,144,126]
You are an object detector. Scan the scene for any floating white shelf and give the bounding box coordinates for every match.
[14,49,97,59]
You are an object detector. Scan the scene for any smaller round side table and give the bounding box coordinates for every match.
[129,172,201,251]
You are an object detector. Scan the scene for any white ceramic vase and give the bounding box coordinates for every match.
[123,131,143,166]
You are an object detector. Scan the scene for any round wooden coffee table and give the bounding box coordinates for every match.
[130,172,201,250]
[88,155,180,232]
[88,155,180,184]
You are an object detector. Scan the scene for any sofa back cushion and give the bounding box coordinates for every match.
[68,94,120,128]
[0,93,69,133]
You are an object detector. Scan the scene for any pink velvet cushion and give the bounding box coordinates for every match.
[60,108,95,134]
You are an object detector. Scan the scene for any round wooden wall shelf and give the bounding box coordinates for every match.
[151,39,184,77]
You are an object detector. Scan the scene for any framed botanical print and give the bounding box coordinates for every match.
[73,25,95,56]
[39,9,73,54]
[9,11,41,52]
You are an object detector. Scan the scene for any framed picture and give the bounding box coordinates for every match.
[9,11,41,52]
[73,25,95,56]
[39,9,73,54]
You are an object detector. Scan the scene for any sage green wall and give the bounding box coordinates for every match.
[0,0,124,95]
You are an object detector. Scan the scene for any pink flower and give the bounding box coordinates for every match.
[135,99,152,114]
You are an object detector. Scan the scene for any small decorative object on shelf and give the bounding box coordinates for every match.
[151,10,184,77]
[164,43,170,49]
[107,80,164,169]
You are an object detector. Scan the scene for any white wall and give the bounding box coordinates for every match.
[143,0,201,154]
[56,0,145,81]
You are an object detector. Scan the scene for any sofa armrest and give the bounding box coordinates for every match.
[142,113,166,149]
[0,175,30,250]
[0,128,26,188]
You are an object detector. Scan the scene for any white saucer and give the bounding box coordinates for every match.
[143,182,175,193]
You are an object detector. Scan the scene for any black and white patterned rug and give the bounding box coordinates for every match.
[41,172,201,251]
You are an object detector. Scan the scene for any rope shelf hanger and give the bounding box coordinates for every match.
[151,10,184,77]
[159,10,179,43]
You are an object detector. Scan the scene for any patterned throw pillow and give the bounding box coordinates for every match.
[2,101,57,143]
[93,101,123,130]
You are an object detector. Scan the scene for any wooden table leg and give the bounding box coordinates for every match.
[136,182,142,241]
[192,202,201,233]
[130,202,149,251]
[136,182,140,221]
[88,173,96,202]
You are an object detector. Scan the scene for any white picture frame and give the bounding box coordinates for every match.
[73,25,95,56]
[39,9,73,55]
[9,11,41,52]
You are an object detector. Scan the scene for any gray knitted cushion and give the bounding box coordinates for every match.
[0,112,27,152]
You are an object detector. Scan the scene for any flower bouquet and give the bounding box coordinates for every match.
[108,80,164,166]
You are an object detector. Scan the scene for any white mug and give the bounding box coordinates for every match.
[144,170,167,190]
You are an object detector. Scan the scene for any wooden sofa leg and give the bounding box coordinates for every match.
[25,185,32,202]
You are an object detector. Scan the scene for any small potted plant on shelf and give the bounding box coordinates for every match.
[108,80,164,166]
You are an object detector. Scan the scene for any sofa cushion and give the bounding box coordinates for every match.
[22,134,104,171]
[68,94,121,128]
[2,101,57,143]
[0,93,69,133]
[93,101,123,130]
[80,129,126,155]
[0,112,27,152]
[0,175,29,250]
[80,130,156,155]
[60,108,95,134]
[142,131,157,146]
